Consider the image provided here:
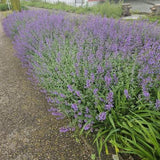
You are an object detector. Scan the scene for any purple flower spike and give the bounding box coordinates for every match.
[86,107,89,113]
[48,107,58,112]
[59,127,69,133]
[71,104,78,111]
[93,88,98,95]
[155,99,160,109]
[98,112,106,121]
[84,124,91,131]
[107,91,114,104]
[91,73,95,82]
[67,85,74,92]
[105,104,114,110]
[85,79,91,88]
[124,89,130,99]
[105,74,112,87]
[59,126,75,133]
[75,91,81,97]
[97,65,104,74]
[78,123,82,128]
[143,91,150,99]
[60,93,66,98]
[52,112,63,116]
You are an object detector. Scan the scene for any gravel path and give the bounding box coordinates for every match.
[0,12,94,160]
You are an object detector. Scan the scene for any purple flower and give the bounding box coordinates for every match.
[86,107,89,113]
[78,123,82,128]
[56,116,65,120]
[53,91,58,95]
[98,112,106,121]
[85,114,92,118]
[60,93,66,98]
[93,88,98,95]
[113,74,118,84]
[107,91,114,104]
[105,104,114,110]
[78,100,81,104]
[48,107,58,112]
[67,85,73,92]
[155,99,160,109]
[75,91,81,97]
[71,104,78,111]
[143,90,150,99]
[59,126,75,133]
[104,74,112,87]
[85,79,91,88]
[59,127,69,133]
[52,112,63,116]
[91,73,95,82]
[74,114,78,118]
[78,112,82,115]
[99,97,105,102]
[124,89,130,99]
[97,65,104,74]
[84,123,91,131]
[84,69,88,78]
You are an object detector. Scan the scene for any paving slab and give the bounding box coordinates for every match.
[124,0,152,13]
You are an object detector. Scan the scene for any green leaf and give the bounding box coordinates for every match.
[109,114,116,129]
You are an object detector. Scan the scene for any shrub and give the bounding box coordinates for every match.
[3,11,160,159]
[92,0,122,18]
[0,3,8,11]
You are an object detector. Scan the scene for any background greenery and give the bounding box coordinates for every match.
[21,0,123,18]
[0,3,8,11]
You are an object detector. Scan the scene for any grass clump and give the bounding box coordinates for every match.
[144,15,160,24]
[92,1,122,18]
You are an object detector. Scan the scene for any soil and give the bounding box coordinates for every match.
[0,12,95,160]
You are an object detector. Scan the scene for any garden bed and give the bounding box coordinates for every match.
[3,10,160,159]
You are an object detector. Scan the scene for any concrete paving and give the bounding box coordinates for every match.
[124,0,160,13]
[122,14,146,20]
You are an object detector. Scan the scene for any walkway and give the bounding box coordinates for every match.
[126,0,160,13]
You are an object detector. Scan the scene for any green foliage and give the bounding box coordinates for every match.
[93,109,160,159]
[117,110,160,160]
[21,5,28,10]
[92,0,122,18]
[21,0,122,18]
[0,3,8,11]
[0,3,27,11]
[91,154,96,160]
[143,15,160,24]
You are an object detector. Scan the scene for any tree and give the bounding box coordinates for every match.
[10,0,21,11]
